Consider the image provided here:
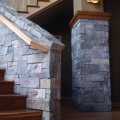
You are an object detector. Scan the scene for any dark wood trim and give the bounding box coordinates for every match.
[39,0,50,2]
[69,11,111,28]
[17,11,29,13]
[112,102,120,108]
[27,5,39,8]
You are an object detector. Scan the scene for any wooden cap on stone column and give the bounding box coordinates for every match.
[74,0,104,14]
[69,11,111,28]
[71,0,111,28]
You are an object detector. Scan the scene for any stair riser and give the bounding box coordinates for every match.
[0,83,14,94]
[0,70,5,81]
[0,74,4,81]
[0,97,26,110]
[0,78,4,81]
[0,70,5,73]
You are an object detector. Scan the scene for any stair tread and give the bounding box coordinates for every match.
[39,0,49,2]
[0,109,42,117]
[0,81,14,83]
[0,94,27,98]
[27,5,39,7]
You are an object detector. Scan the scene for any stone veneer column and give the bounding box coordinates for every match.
[70,11,111,112]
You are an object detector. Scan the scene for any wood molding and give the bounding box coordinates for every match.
[69,11,111,28]
[27,0,62,18]
[0,14,48,52]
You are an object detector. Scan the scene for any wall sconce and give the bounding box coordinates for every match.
[87,0,99,4]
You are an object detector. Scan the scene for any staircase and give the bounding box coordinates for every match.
[7,0,60,18]
[0,69,42,120]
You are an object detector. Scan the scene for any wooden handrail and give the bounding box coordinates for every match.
[0,14,48,52]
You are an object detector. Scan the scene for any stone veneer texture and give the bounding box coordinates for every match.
[0,1,64,120]
[71,19,111,112]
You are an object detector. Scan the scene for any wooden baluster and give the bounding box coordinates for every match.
[18,0,28,12]
[27,0,38,6]
[8,0,19,10]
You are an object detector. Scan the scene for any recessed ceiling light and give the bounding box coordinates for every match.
[87,0,99,4]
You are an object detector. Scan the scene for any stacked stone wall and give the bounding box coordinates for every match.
[71,19,111,112]
[0,1,64,120]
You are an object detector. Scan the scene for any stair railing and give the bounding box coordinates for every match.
[0,14,48,52]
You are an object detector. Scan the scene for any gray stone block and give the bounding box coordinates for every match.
[19,73,46,79]
[27,99,51,111]
[14,84,20,94]
[20,78,40,88]
[8,62,17,67]
[19,87,28,95]
[91,58,109,64]
[40,79,51,89]
[28,53,49,63]
[1,53,13,63]
[17,60,27,74]
[42,111,53,120]
[1,46,8,55]
[4,75,15,80]
[13,47,22,61]
[97,31,106,38]
[4,35,12,46]
[92,91,105,103]
[27,63,42,73]
[8,46,14,54]
[84,75,104,82]
[81,64,100,74]
[95,25,109,32]
[100,64,110,72]
[14,79,20,84]
[0,37,4,45]
[86,28,95,35]
[92,47,109,59]
[28,89,46,99]
[0,63,7,68]
[4,11,12,19]
[78,49,92,62]
[6,66,17,75]
[76,25,85,35]
[0,22,5,29]
[22,56,28,60]
[81,40,92,49]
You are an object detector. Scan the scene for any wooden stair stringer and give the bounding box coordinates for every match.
[21,0,60,18]
[0,110,42,120]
